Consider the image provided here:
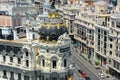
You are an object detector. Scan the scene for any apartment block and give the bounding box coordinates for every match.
[57,0,120,79]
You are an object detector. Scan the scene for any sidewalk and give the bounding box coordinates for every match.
[72,44,117,80]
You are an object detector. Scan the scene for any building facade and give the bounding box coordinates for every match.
[0,0,74,80]
[57,0,120,79]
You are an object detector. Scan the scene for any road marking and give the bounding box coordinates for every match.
[72,51,101,80]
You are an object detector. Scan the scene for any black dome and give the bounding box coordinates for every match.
[38,25,67,41]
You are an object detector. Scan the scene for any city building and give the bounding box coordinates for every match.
[0,0,74,80]
[56,0,120,79]
[108,12,120,79]
[0,6,22,40]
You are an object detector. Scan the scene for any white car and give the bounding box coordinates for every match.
[79,77,82,80]
[98,73,105,79]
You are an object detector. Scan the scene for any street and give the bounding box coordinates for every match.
[71,46,106,80]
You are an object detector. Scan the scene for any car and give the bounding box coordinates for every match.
[81,71,86,78]
[79,77,82,80]
[98,73,105,79]
[85,77,91,80]
[78,69,83,74]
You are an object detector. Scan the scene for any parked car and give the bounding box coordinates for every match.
[85,77,91,80]
[78,69,83,74]
[81,71,86,78]
[79,77,82,80]
[98,73,105,79]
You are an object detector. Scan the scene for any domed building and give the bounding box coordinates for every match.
[25,0,74,80]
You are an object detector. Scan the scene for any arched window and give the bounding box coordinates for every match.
[110,51,112,55]
[52,60,56,68]
[42,59,45,67]
[26,51,28,57]
[51,56,58,69]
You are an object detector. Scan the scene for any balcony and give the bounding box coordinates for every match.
[41,67,51,73]
[8,62,13,65]
[74,34,87,44]
[63,11,68,15]
[74,20,94,30]
[108,64,120,73]
[108,33,117,38]
[68,11,75,16]
[51,68,58,72]
[68,16,75,20]
[58,67,67,73]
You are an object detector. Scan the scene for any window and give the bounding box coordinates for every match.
[18,58,21,64]
[89,30,91,34]
[52,60,56,68]
[108,18,110,22]
[26,60,29,67]
[64,59,67,67]
[60,47,70,52]
[42,76,44,80]
[104,42,106,48]
[18,73,21,80]
[98,28,100,33]
[110,38,113,41]
[3,70,6,76]
[112,21,115,27]
[42,59,45,67]
[110,44,112,48]
[24,75,30,80]
[104,36,107,41]
[70,30,73,33]
[98,39,100,45]
[10,72,14,77]
[104,49,106,55]
[98,46,100,51]
[104,31,107,35]
[116,53,118,57]
[26,51,28,57]
[110,51,112,55]
[101,10,103,12]
[47,49,49,53]
[98,33,100,39]
[33,34,35,39]
[10,57,13,62]
[3,56,6,62]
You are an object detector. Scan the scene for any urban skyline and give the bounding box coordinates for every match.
[0,0,120,80]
